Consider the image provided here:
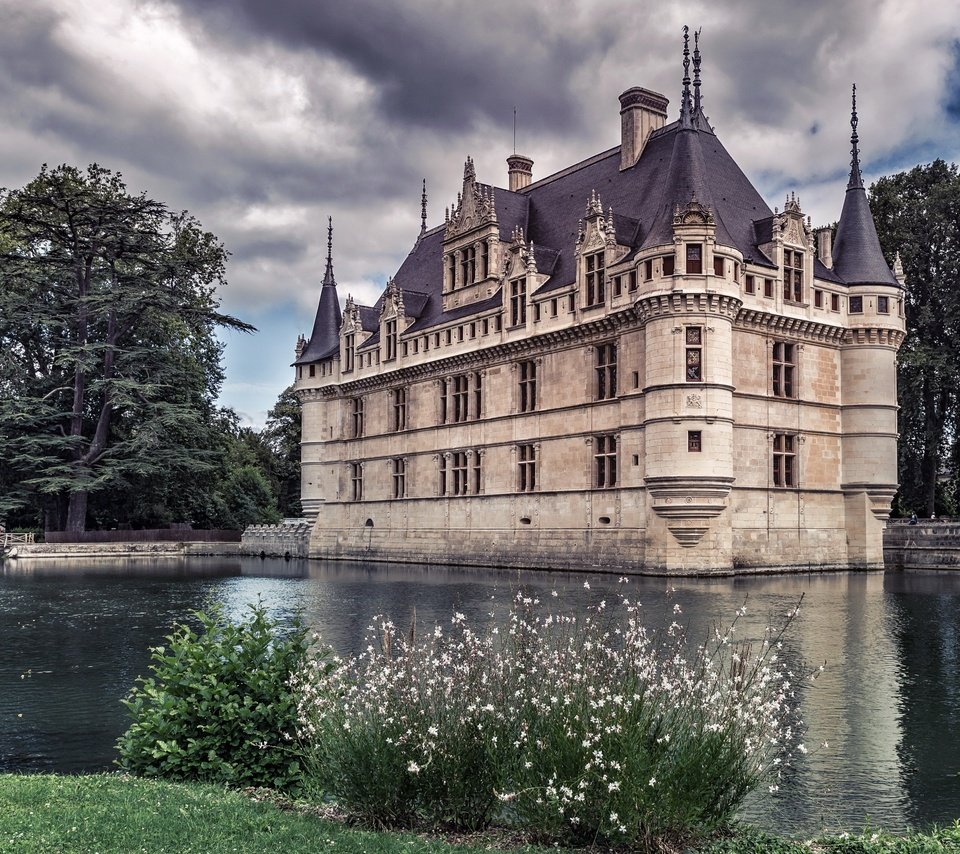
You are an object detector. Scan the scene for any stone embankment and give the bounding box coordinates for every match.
[240,520,311,558]
[5,541,239,560]
[884,519,960,570]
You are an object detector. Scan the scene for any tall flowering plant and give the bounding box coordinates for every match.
[294,584,813,848]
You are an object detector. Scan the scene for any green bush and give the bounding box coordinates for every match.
[117,602,313,792]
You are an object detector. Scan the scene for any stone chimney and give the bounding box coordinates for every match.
[619,87,669,170]
[507,154,534,191]
[815,226,834,269]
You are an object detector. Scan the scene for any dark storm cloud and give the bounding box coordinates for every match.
[946,40,960,122]
[230,237,306,263]
[169,0,616,136]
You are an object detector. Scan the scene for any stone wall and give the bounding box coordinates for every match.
[4,541,239,559]
[241,521,312,558]
[883,520,960,570]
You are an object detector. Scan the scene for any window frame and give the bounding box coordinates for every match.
[772,433,797,488]
[595,342,618,400]
[772,342,797,399]
[685,326,703,382]
[518,360,537,413]
[518,443,537,492]
[594,434,617,488]
[584,250,606,307]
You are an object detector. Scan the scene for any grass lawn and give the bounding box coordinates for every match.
[0,774,557,853]
[2,773,958,853]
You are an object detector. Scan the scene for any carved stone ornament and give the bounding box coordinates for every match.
[673,193,714,226]
[445,155,497,239]
[686,393,702,409]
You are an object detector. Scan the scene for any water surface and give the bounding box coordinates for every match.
[2,556,959,836]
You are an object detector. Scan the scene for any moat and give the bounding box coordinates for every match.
[2,556,959,836]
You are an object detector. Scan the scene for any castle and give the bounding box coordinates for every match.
[293,32,905,574]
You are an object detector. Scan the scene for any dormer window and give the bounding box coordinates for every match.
[461,245,477,286]
[344,332,355,372]
[585,251,606,306]
[384,318,397,361]
[510,277,526,327]
[686,243,702,274]
[784,249,803,303]
[479,241,488,279]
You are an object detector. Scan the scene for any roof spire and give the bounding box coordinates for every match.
[680,26,692,128]
[692,28,702,114]
[420,178,427,234]
[849,83,863,190]
[323,216,335,286]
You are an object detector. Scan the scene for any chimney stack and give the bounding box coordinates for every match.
[619,87,669,170]
[507,154,534,191]
[815,226,834,269]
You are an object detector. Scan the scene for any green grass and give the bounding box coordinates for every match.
[1,774,958,853]
[0,774,557,853]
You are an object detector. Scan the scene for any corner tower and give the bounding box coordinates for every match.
[833,86,905,566]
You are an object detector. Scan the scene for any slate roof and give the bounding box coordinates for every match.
[299,76,896,362]
[296,226,342,364]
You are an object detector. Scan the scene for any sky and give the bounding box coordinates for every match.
[1,0,958,427]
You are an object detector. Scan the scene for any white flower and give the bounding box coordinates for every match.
[583,580,591,589]
[673,603,682,614]
[648,777,656,787]
[797,743,807,754]
[609,811,619,822]
[407,761,420,774]
[608,781,620,792]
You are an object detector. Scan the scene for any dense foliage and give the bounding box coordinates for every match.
[295,588,810,850]
[0,163,301,533]
[871,160,960,516]
[117,604,314,792]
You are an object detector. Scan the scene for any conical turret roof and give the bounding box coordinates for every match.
[832,86,898,286]
[297,217,343,363]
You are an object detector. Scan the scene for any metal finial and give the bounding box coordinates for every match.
[420,179,427,234]
[323,216,335,286]
[692,28,702,113]
[680,26,692,126]
[849,83,863,189]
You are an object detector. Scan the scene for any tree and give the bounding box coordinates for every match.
[870,160,960,516]
[261,385,302,518]
[0,164,253,533]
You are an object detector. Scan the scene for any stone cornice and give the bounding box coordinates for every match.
[735,308,847,344]
[636,292,742,322]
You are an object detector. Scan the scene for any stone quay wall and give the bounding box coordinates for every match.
[241,521,312,558]
[883,520,960,570]
[4,541,240,559]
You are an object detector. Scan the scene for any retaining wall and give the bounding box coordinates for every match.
[883,521,960,570]
[240,521,312,558]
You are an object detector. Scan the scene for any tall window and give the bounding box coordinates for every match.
[744,274,755,294]
[849,296,863,313]
[479,241,488,279]
[391,386,407,431]
[385,319,397,361]
[878,296,890,314]
[440,450,481,496]
[773,434,796,487]
[461,245,476,286]
[392,458,406,499]
[518,360,537,412]
[596,342,617,400]
[518,444,537,492]
[474,371,483,419]
[686,243,703,274]
[351,396,364,438]
[350,462,363,501]
[344,333,355,372]
[446,253,455,290]
[713,256,724,276]
[688,430,702,452]
[663,255,675,276]
[784,250,803,302]
[585,251,605,306]
[595,434,617,488]
[453,374,469,422]
[685,327,702,381]
[510,278,526,326]
[772,342,796,398]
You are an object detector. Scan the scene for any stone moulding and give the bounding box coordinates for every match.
[644,475,735,547]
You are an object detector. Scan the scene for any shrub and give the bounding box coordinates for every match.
[295,587,810,848]
[117,602,314,792]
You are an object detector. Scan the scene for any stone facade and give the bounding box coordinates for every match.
[293,36,905,575]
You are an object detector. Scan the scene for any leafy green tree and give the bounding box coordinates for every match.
[870,160,960,516]
[0,164,253,532]
[261,385,302,518]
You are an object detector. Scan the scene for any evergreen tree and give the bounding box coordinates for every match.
[0,164,253,532]
[870,160,960,516]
